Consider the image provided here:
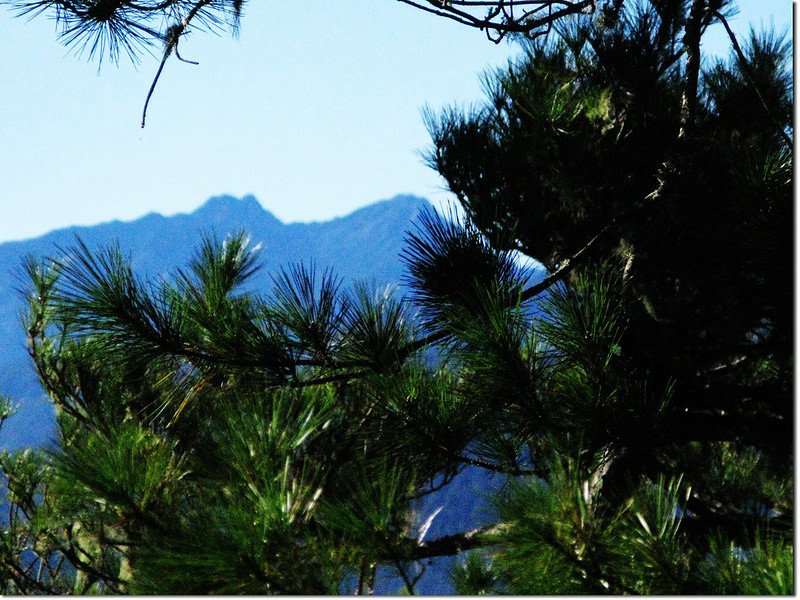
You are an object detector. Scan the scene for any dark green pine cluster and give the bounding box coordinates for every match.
[0,0,793,594]
[5,0,245,63]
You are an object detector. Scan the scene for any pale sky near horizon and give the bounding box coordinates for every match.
[0,1,792,243]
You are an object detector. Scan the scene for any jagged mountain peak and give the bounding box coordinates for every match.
[194,193,271,217]
[191,193,430,226]
[189,194,282,231]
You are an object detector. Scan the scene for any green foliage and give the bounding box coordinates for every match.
[317,460,417,550]
[402,208,526,337]
[697,534,794,595]
[51,422,188,517]
[340,283,413,372]
[3,214,792,593]
[452,552,499,595]
[0,0,792,594]
[491,453,630,594]
[269,263,347,364]
[624,475,692,593]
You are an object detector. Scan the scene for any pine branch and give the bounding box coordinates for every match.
[399,201,638,358]
[289,370,368,388]
[677,0,707,140]
[398,523,505,560]
[711,8,793,148]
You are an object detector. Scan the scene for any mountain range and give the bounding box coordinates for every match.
[0,193,430,449]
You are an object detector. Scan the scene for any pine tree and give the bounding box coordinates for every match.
[0,0,793,594]
[423,0,792,513]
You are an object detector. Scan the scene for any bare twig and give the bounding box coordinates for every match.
[395,0,595,43]
[141,0,212,127]
[141,43,172,128]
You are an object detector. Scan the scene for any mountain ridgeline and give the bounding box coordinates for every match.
[0,194,431,449]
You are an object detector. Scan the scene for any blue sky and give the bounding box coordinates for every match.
[0,1,791,243]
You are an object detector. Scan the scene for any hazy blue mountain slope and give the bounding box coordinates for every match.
[0,194,430,449]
